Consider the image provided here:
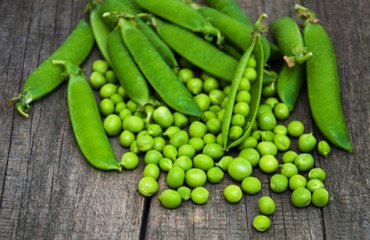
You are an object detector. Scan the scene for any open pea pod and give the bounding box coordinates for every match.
[222,14,265,151]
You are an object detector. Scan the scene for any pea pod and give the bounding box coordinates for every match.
[119,18,202,117]
[222,14,265,150]
[295,5,353,153]
[54,60,121,171]
[135,0,223,45]
[152,17,238,81]
[8,19,94,117]
[117,0,142,14]
[107,27,149,106]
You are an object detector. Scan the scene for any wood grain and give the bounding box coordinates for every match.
[0,0,368,239]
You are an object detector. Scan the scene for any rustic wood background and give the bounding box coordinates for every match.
[0,0,368,239]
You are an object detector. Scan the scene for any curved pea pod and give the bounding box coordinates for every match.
[54,61,121,171]
[119,18,202,117]
[221,15,265,151]
[296,5,353,153]
[100,0,178,68]
[8,19,94,117]
[117,0,142,14]
[107,27,149,107]
[135,0,223,46]
[153,17,238,81]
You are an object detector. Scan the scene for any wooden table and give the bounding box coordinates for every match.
[0,0,368,239]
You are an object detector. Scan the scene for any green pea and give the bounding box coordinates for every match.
[280,163,299,179]
[110,93,124,105]
[92,59,109,74]
[203,77,219,93]
[233,102,250,117]
[119,108,132,121]
[207,167,224,183]
[291,187,311,208]
[273,125,288,135]
[158,189,182,208]
[163,145,178,161]
[144,150,163,165]
[243,67,257,81]
[236,90,251,104]
[120,152,139,170]
[274,103,290,120]
[127,116,144,133]
[153,136,166,152]
[130,140,140,154]
[312,188,329,207]
[189,121,208,138]
[216,109,225,122]
[270,174,288,193]
[273,134,291,151]
[115,102,126,114]
[307,179,325,193]
[257,141,278,156]
[289,174,307,190]
[173,112,188,128]
[227,157,252,182]
[194,93,211,112]
[208,104,222,114]
[241,177,261,195]
[238,148,260,167]
[201,71,212,80]
[231,114,246,127]
[223,85,231,95]
[120,130,135,147]
[136,133,155,152]
[167,167,185,189]
[177,186,191,201]
[163,126,181,138]
[257,111,277,131]
[262,82,276,98]
[264,97,279,109]
[238,77,251,91]
[247,57,257,68]
[143,164,160,180]
[178,68,194,83]
[170,130,189,148]
[251,130,261,141]
[191,187,209,205]
[159,158,173,172]
[317,140,331,158]
[257,104,273,116]
[117,85,127,98]
[202,111,216,123]
[126,100,139,113]
[100,83,117,99]
[209,89,225,105]
[258,196,276,215]
[216,133,223,145]
[203,133,216,144]
[147,124,162,137]
[178,144,196,159]
[260,130,275,142]
[193,154,214,171]
[237,136,258,150]
[224,185,242,203]
[253,215,270,232]
[203,143,224,161]
[216,156,233,171]
[229,126,243,140]
[298,132,317,152]
[138,177,159,197]
[206,118,221,134]
[308,168,326,182]
[282,150,298,163]
[187,77,203,94]
[90,71,106,90]
[294,153,314,172]
[100,98,115,116]
[189,137,205,152]
[105,70,118,84]
[103,114,122,136]
[287,120,304,137]
[153,106,174,129]
[259,155,279,174]
[185,168,207,188]
[173,156,193,172]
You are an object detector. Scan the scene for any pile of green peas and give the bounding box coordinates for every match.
[89,58,332,232]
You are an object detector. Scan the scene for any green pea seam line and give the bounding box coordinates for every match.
[271,17,312,111]
[221,14,266,151]
[107,27,149,107]
[295,4,353,153]
[135,0,224,46]
[99,0,178,68]
[54,60,121,171]
[152,17,238,82]
[8,19,94,117]
[119,18,202,117]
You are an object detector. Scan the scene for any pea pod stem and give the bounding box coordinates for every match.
[284,50,313,67]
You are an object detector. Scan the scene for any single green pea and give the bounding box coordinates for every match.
[177,186,191,201]
[270,174,289,193]
[233,102,250,117]
[229,126,243,140]
[238,77,251,91]
[258,196,276,215]
[216,109,225,122]
[236,90,251,104]
[274,103,290,120]
[120,130,135,147]
[178,144,196,159]
[136,133,155,152]
[159,158,173,172]
[138,177,159,197]
[191,187,209,205]
[273,134,291,151]
[243,67,257,81]
[185,168,207,188]
[203,133,216,144]
[144,150,163,165]
[247,56,257,68]
[187,77,203,94]
[153,136,166,152]
[173,156,193,172]
[147,124,163,137]
[264,97,279,109]
[170,130,189,148]
[105,70,118,84]
[262,82,276,98]
[115,102,126,114]
[224,185,242,203]
[92,59,109,74]
[231,114,246,127]
[257,104,273,116]
[228,157,253,182]
[120,152,139,170]
[257,141,278,156]
[308,168,326,182]
[207,167,224,183]
[307,179,325,193]
[280,163,299,179]
[130,140,140,154]
[238,136,258,150]
[312,188,329,207]
[203,77,219,93]
[143,164,160,180]
[203,143,224,161]
[126,100,139,113]
[202,111,216,123]
[163,145,178,161]
[163,126,181,138]
[100,98,115,116]
[206,118,222,134]
[194,93,211,112]
[259,155,279,174]
[216,133,223,145]
[193,154,214,172]
[318,140,331,158]
[208,104,222,114]
[291,187,311,208]
[241,177,261,195]
[90,71,106,90]
[251,130,261,141]
[260,130,275,142]
[253,215,270,232]
[173,112,188,128]
[189,121,208,138]
[273,125,288,135]
[119,108,132,121]
[238,148,260,167]
[209,89,225,105]
[158,189,182,208]
[126,116,144,133]
[117,85,127,98]
[103,114,122,136]
[257,111,277,131]
[223,85,231,95]
[178,68,194,83]
[289,174,307,191]
[153,106,174,129]
[189,137,205,152]
[110,93,124,105]
[287,120,304,137]
[216,156,233,171]
[298,133,317,152]
[167,167,185,189]
[282,151,298,163]
[294,153,315,172]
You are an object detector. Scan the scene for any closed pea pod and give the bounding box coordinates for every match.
[296,5,353,153]
[9,20,94,117]
[55,61,120,171]
[119,18,202,117]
